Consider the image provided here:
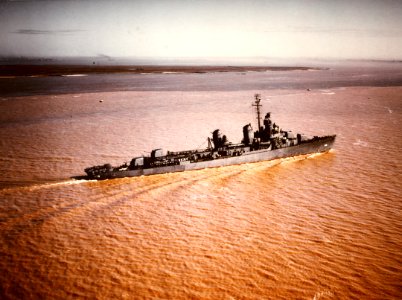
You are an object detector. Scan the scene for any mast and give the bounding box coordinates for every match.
[252,93,262,131]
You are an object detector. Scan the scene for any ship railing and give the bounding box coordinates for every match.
[166,148,210,156]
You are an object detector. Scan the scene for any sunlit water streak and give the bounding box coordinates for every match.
[0,70,401,299]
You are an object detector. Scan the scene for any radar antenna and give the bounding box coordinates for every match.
[252,93,262,131]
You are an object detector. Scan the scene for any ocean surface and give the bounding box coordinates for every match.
[0,62,401,299]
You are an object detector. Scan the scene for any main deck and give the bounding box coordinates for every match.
[88,135,335,180]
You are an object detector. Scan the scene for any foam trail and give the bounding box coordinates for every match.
[1,179,93,193]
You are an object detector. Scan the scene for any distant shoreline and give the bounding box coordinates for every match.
[0,65,321,77]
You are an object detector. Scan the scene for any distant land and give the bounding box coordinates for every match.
[1,55,401,67]
[0,64,322,77]
[0,55,315,66]
[1,56,402,77]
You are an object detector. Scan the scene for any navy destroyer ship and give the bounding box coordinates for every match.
[83,94,336,180]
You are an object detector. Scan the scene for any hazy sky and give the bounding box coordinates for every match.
[1,0,402,60]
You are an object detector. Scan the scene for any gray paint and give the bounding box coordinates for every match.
[101,135,335,180]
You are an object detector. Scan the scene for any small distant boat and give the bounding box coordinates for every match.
[81,94,336,180]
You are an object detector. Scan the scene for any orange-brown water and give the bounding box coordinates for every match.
[0,76,401,298]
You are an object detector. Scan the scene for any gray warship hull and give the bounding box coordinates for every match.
[80,94,337,181]
[89,135,335,180]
